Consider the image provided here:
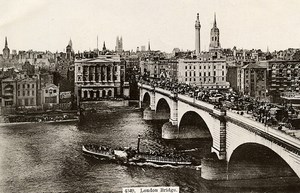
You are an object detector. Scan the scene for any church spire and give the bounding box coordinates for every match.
[103,41,106,51]
[209,13,221,51]
[68,38,72,48]
[148,41,151,51]
[213,12,217,27]
[5,37,8,47]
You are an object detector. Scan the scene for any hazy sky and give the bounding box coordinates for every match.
[0,0,300,53]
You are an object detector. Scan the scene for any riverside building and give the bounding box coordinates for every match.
[74,55,129,101]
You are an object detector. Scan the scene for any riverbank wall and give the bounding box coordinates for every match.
[80,100,129,110]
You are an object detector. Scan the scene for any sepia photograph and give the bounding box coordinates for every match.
[0,0,300,192]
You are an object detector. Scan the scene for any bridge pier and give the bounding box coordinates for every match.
[162,122,178,139]
[201,154,228,180]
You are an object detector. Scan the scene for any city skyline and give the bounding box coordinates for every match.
[1,0,300,53]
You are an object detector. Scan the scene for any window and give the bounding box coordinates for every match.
[32,91,34,96]
[27,84,30,88]
[199,66,201,69]
[23,91,25,96]
[23,84,25,89]
[27,91,30,96]
[199,72,201,76]
[18,84,20,89]
[204,72,206,76]
[185,72,187,76]
[185,66,187,69]
[45,96,57,103]
[45,90,48,94]
[18,91,20,96]
[78,67,81,71]
[5,101,13,106]
[204,66,206,69]
[194,71,195,76]
[53,89,56,93]
[32,84,34,88]
[208,72,210,76]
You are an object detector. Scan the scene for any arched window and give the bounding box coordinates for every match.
[108,90,112,97]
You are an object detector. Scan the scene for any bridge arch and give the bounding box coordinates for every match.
[155,98,170,115]
[141,91,151,109]
[178,111,213,140]
[228,142,300,179]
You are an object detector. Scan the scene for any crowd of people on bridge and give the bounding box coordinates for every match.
[139,76,300,130]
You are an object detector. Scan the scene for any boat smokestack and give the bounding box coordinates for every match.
[137,134,141,153]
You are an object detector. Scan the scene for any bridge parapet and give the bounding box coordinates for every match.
[213,109,226,117]
[139,83,154,91]
[226,111,300,154]
[155,87,171,95]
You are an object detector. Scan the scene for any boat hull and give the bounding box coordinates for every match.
[82,145,115,160]
[82,145,194,166]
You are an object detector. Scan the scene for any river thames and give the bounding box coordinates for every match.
[0,107,299,193]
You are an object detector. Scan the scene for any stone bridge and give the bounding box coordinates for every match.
[139,83,300,181]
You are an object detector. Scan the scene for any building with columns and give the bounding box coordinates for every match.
[74,55,128,101]
[195,13,201,57]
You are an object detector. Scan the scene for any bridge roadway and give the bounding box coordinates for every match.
[139,83,300,180]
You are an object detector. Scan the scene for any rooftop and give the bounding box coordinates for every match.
[75,55,121,64]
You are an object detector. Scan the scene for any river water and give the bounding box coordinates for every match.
[0,107,299,193]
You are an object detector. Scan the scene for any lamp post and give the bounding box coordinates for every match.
[137,134,141,153]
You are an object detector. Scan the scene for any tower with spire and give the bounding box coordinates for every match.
[209,13,221,51]
[195,13,201,56]
[66,38,74,60]
[3,37,10,60]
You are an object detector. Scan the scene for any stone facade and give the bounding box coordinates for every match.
[177,59,229,89]
[240,62,267,100]
[16,76,38,107]
[75,55,128,101]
